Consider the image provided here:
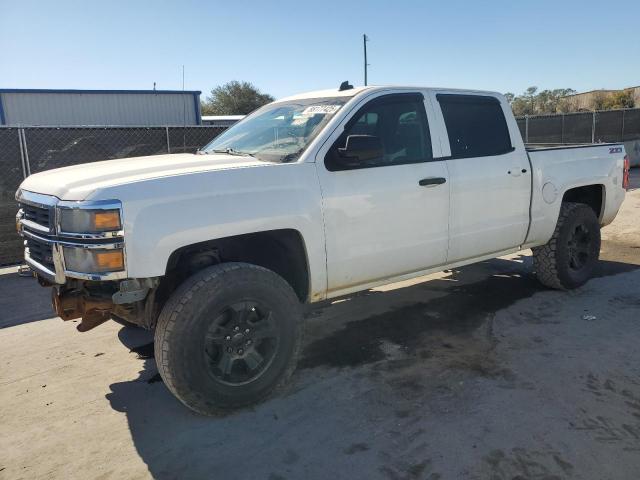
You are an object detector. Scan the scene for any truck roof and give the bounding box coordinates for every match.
[277,86,371,101]
[276,85,503,103]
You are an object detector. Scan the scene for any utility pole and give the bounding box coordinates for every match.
[363,34,369,86]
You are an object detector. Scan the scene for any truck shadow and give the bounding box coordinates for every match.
[105,254,638,480]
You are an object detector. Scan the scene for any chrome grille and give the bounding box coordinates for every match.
[20,203,52,230]
[25,236,55,271]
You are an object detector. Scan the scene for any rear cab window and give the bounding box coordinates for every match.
[436,94,513,159]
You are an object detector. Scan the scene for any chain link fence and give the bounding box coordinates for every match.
[0,128,26,266]
[3,110,640,266]
[0,125,226,265]
[517,108,640,145]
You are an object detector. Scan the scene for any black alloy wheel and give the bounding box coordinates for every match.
[204,302,279,386]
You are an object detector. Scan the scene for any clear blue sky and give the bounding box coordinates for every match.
[1,0,638,100]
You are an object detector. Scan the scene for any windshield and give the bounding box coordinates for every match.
[201,97,350,163]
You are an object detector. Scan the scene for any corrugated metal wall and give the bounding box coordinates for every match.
[0,90,201,126]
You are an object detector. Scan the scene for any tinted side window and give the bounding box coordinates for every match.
[437,94,513,159]
[326,94,432,171]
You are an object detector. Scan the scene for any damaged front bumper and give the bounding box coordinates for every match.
[15,190,154,331]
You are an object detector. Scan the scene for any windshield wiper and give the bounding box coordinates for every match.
[280,148,305,163]
[210,148,256,158]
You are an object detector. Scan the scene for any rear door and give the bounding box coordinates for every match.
[431,92,531,262]
[316,91,450,295]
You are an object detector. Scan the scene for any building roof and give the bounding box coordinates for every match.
[0,88,201,95]
[0,88,202,126]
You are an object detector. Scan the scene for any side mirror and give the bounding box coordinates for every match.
[338,135,383,163]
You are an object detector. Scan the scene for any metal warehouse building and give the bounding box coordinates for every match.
[0,88,202,126]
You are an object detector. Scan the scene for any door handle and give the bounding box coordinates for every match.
[419,177,446,187]
[507,168,528,177]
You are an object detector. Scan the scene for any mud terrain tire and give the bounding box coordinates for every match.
[155,262,303,415]
[533,202,601,290]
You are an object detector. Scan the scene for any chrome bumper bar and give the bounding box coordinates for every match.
[24,249,58,284]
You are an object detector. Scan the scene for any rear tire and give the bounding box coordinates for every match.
[533,202,601,290]
[154,262,303,415]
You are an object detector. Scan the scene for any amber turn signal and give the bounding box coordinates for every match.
[95,250,124,270]
[93,211,121,230]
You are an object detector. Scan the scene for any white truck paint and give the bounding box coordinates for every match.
[15,84,629,413]
[17,85,627,301]
[525,145,626,247]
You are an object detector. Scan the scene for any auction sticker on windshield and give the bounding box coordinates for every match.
[302,105,342,115]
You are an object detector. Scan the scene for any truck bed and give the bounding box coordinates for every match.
[523,142,626,248]
[526,142,622,152]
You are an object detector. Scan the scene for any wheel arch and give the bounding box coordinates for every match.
[164,228,312,303]
[524,180,608,249]
[561,183,605,221]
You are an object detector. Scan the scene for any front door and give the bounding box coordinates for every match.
[316,92,450,295]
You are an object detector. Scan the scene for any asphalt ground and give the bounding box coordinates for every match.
[1,170,639,480]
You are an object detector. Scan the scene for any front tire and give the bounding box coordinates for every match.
[533,202,601,290]
[154,262,303,415]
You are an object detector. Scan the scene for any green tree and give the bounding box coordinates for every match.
[508,86,538,116]
[506,86,576,116]
[507,86,635,115]
[202,81,274,115]
[510,97,530,116]
[524,86,538,114]
[536,88,576,114]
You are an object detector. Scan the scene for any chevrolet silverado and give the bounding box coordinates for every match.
[16,84,630,414]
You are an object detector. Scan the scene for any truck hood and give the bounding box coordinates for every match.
[19,153,266,200]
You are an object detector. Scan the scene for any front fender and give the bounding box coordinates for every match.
[88,162,328,300]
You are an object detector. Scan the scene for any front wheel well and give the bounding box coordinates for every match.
[163,229,311,303]
[561,184,604,219]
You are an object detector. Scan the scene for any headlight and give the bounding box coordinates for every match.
[59,208,121,233]
[63,247,125,273]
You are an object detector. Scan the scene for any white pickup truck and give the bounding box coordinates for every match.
[16,83,630,415]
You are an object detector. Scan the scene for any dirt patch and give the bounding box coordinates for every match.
[300,255,637,371]
[481,448,573,479]
[300,272,539,370]
[599,238,640,268]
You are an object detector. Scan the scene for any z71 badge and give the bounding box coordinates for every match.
[609,146,623,154]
